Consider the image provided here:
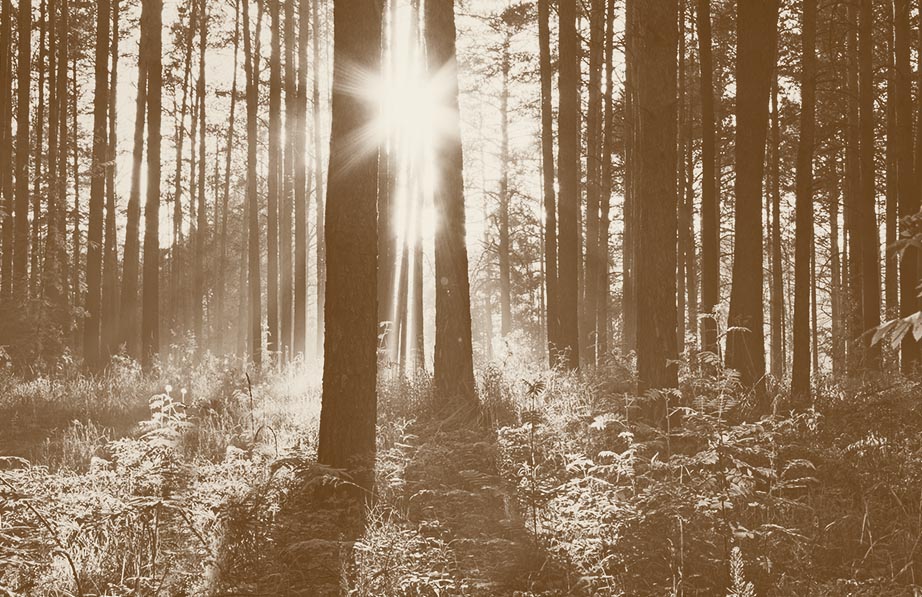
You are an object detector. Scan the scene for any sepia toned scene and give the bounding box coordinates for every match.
[0,0,921,594]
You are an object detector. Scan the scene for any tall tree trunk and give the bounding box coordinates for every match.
[725,0,778,398]
[557,0,580,369]
[635,0,678,397]
[583,0,604,364]
[293,0,308,358]
[217,0,240,355]
[858,0,880,370]
[830,166,844,377]
[0,0,12,299]
[141,0,162,368]
[676,0,687,357]
[538,0,558,366]
[313,0,326,357]
[13,0,31,300]
[279,0,293,359]
[102,0,121,359]
[194,0,206,344]
[792,0,816,401]
[885,0,899,324]
[597,0,615,359]
[316,0,381,490]
[898,0,919,370]
[84,0,112,368]
[499,32,512,338]
[770,77,785,380]
[428,0,477,403]
[266,0,281,362]
[31,0,47,297]
[697,0,719,357]
[242,0,262,368]
[119,6,147,357]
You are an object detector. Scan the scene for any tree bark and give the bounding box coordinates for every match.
[898,0,919,371]
[242,0,262,369]
[792,0,816,401]
[317,0,381,489]
[141,0,162,368]
[293,0,308,358]
[725,0,778,398]
[102,0,121,360]
[538,0,558,366]
[266,0,281,361]
[13,0,31,298]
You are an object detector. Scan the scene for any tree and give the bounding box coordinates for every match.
[193,0,206,343]
[634,0,677,394]
[142,0,162,368]
[583,0,604,365]
[557,0,579,369]
[31,0,47,297]
[313,0,326,356]
[119,2,148,357]
[538,0,558,366]
[696,0,718,358]
[266,0,281,361]
[725,0,778,397]
[316,0,381,488]
[293,0,308,358]
[280,0,294,358]
[102,0,121,360]
[84,0,112,368]
[428,0,477,403]
[597,0,615,357]
[792,0,816,401]
[0,0,12,299]
[13,0,31,297]
[895,0,917,371]
[769,77,785,379]
[242,0,262,368]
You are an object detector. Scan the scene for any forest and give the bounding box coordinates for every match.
[1,0,922,594]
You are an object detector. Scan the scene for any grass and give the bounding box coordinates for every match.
[0,353,921,595]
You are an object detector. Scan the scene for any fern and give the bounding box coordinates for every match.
[727,546,756,597]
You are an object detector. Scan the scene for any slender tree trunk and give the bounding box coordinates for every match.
[102,0,121,359]
[280,0,293,359]
[597,0,615,359]
[427,0,477,403]
[293,0,308,359]
[885,1,899,324]
[538,0,558,366]
[770,76,785,380]
[557,0,580,369]
[266,0,281,362]
[725,0,778,398]
[84,0,111,368]
[0,0,12,299]
[13,0,31,300]
[635,0,678,397]
[142,0,162,367]
[676,0,687,357]
[499,32,512,338]
[242,0,262,368]
[194,0,206,345]
[317,0,381,490]
[583,0,604,364]
[697,0,718,357]
[858,0,880,370]
[31,0,47,297]
[830,168,843,377]
[313,0,326,357]
[792,0,816,401]
[898,0,919,370]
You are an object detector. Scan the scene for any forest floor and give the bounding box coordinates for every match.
[1,353,922,596]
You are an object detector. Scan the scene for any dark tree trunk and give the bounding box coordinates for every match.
[583,0,604,364]
[141,0,162,368]
[194,0,206,344]
[313,0,326,357]
[427,0,477,403]
[697,0,719,357]
[634,0,678,396]
[0,0,12,299]
[597,0,615,358]
[84,0,111,368]
[898,0,918,370]
[13,0,31,298]
[885,1,898,324]
[102,0,121,360]
[792,0,816,402]
[293,0,308,359]
[31,0,47,297]
[725,0,778,398]
[770,77,785,380]
[317,0,381,488]
[280,0,293,359]
[845,0,861,371]
[557,0,580,369]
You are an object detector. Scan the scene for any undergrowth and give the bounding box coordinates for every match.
[0,351,920,596]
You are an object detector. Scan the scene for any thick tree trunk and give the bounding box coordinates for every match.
[597,0,615,359]
[885,1,898,324]
[634,0,678,397]
[583,0,604,364]
[770,77,785,380]
[725,0,778,398]
[792,0,816,402]
[0,0,12,299]
[898,0,919,371]
[293,0,308,359]
[317,0,381,489]
[427,0,477,403]
[280,0,294,359]
[557,0,580,369]
[31,0,47,297]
